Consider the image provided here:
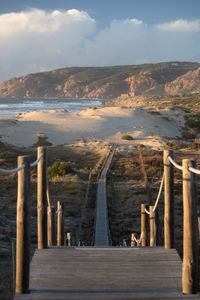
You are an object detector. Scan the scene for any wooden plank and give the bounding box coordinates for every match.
[94,147,115,246]
[14,247,199,300]
[14,288,200,300]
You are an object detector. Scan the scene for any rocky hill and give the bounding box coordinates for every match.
[165,67,200,95]
[0,62,200,99]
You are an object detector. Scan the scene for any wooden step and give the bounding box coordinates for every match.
[14,247,199,300]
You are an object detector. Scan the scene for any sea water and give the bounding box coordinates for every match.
[0,97,104,117]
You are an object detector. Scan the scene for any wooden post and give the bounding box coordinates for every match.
[182,159,198,294]
[131,233,136,247]
[37,147,47,249]
[57,201,62,246]
[150,206,156,247]
[47,206,55,246]
[67,232,71,247]
[141,204,147,247]
[155,211,160,246]
[198,217,200,242]
[16,156,30,294]
[52,207,56,246]
[47,206,52,247]
[61,203,65,246]
[163,150,174,249]
[12,241,16,297]
[122,239,127,247]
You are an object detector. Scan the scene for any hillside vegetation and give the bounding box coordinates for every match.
[0,62,200,99]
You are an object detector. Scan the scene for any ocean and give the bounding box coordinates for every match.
[0,97,104,117]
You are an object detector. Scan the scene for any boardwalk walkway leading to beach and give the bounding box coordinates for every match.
[94,146,115,246]
[6,146,198,299]
[15,247,199,300]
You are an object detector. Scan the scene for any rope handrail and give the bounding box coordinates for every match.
[168,156,183,171]
[138,232,143,244]
[0,152,44,173]
[168,155,200,174]
[153,173,164,212]
[143,173,164,215]
[134,232,143,244]
[188,166,200,175]
[30,152,44,168]
[0,164,25,174]
[56,206,62,214]
[46,183,51,207]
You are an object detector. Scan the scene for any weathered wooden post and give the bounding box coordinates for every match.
[67,232,71,247]
[61,203,65,246]
[37,147,48,249]
[12,241,16,297]
[16,156,30,294]
[52,207,56,246]
[47,206,56,246]
[57,201,62,246]
[122,239,127,247]
[163,150,174,248]
[155,211,160,246]
[141,204,147,246]
[150,206,156,247]
[198,217,200,241]
[52,207,56,245]
[47,206,52,247]
[131,233,136,247]
[182,159,198,294]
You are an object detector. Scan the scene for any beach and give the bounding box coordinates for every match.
[0,105,185,149]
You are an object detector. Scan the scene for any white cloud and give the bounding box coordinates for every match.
[122,18,143,25]
[0,8,95,35]
[0,9,199,83]
[156,19,200,32]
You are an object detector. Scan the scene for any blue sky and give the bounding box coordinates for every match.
[0,0,200,82]
[1,0,200,25]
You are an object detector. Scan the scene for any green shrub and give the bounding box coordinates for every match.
[121,135,134,140]
[144,110,161,115]
[182,128,197,139]
[185,118,200,129]
[48,162,73,180]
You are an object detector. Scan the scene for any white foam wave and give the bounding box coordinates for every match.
[0,98,104,117]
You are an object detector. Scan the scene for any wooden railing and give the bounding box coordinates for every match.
[1,147,199,295]
[130,149,199,295]
[0,146,71,294]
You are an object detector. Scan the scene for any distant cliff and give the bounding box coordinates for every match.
[0,62,199,99]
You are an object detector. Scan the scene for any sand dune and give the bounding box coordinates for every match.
[0,106,185,148]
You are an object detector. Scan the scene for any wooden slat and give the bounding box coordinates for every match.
[14,247,199,300]
[94,147,115,246]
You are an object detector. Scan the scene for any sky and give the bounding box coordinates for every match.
[0,0,200,83]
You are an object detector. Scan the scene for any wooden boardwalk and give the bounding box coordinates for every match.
[15,247,199,300]
[94,147,115,246]
[11,147,199,299]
